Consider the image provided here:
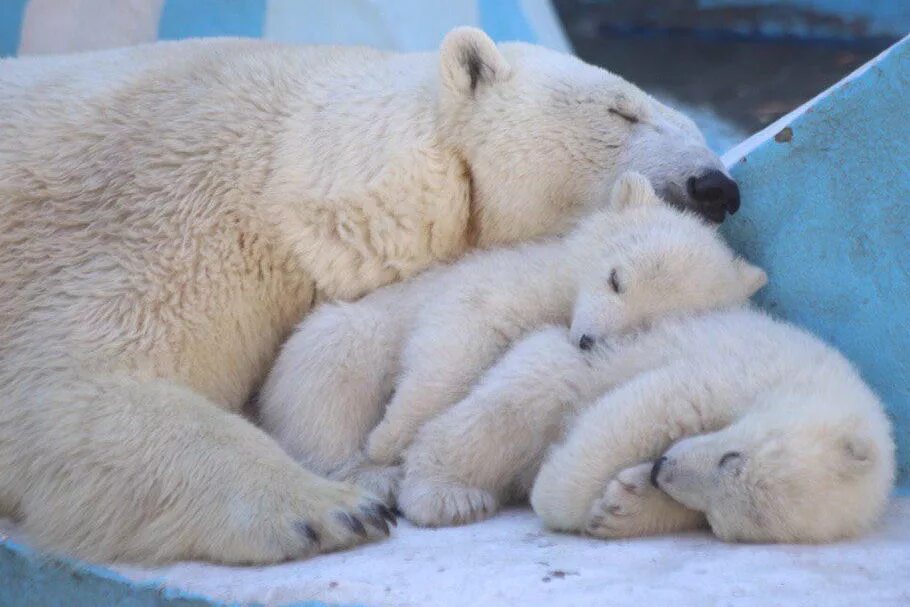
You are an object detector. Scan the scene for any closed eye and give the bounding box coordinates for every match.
[609,268,622,294]
[718,451,742,468]
[609,108,639,124]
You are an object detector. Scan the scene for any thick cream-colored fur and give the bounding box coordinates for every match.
[0,27,731,564]
[403,308,894,542]
[261,174,763,494]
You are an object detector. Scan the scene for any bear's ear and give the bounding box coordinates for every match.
[734,259,768,297]
[609,171,658,211]
[439,27,511,97]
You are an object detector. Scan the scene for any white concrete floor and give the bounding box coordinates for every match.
[103,497,910,607]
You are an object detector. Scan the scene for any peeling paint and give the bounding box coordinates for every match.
[774,126,794,142]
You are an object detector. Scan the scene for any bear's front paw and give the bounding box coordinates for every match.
[585,463,704,539]
[398,476,498,527]
[585,463,667,538]
[365,420,410,465]
[268,475,398,559]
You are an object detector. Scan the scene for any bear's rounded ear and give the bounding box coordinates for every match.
[734,258,768,297]
[439,27,511,97]
[609,171,658,211]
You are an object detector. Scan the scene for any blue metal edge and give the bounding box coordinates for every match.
[0,535,360,607]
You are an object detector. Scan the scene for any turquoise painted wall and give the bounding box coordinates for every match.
[722,37,910,485]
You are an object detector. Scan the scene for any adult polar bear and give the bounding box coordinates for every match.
[0,28,738,564]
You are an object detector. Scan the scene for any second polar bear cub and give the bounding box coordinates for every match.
[259,172,765,495]
[398,312,893,541]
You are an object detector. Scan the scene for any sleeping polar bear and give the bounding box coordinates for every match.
[0,27,741,564]
[260,173,764,500]
[399,310,895,543]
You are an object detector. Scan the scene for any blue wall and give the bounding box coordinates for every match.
[722,37,910,485]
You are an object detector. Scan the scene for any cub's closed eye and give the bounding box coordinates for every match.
[609,108,639,124]
[718,451,742,468]
[609,268,622,294]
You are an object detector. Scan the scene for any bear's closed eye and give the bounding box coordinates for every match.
[718,451,741,468]
[609,108,639,124]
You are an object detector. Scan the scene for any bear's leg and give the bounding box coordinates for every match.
[259,289,408,503]
[398,327,604,526]
[7,375,394,564]
[531,361,738,534]
[585,463,706,538]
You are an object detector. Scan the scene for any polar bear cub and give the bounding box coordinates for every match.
[259,173,765,493]
[400,309,894,543]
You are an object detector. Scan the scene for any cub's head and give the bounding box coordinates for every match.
[568,172,765,350]
[437,28,739,246]
[652,400,896,543]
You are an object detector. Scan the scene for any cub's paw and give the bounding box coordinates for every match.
[365,420,410,465]
[398,476,498,527]
[336,463,403,506]
[585,463,676,539]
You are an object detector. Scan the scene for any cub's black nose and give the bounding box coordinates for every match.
[687,170,740,223]
[578,334,594,351]
[651,456,668,487]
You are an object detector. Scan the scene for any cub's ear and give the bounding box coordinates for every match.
[734,258,768,297]
[439,27,511,97]
[837,435,877,478]
[609,171,658,211]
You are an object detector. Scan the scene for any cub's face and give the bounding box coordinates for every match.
[568,173,765,350]
[437,29,740,246]
[652,407,894,543]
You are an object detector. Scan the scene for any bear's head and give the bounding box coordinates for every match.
[437,28,740,246]
[652,395,896,543]
[567,172,765,349]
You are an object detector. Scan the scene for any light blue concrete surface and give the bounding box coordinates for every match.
[721,36,910,486]
[0,0,28,57]
[0,535,358,606]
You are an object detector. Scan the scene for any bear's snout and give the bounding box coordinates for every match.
[687,170,741,223]
[578,334,595,350]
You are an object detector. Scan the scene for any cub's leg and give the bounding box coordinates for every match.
[585,463,705,538]
[365,302,517,465]
[259,285,411,502]
[531,362,740,536]
[399,327,631,526]
[3,375,395,564]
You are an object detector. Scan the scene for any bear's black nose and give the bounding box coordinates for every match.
[578,334,594,350]
[687,170,740,223]
[650,456,668,488]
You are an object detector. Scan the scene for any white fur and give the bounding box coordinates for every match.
[261,174,763,496]
[0,29,731,564]
[398,307,895,543]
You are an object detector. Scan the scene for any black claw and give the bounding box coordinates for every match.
[361,508,390,536]
[337,512,368,538]
[295,521,320,545]
[377,503,398,527]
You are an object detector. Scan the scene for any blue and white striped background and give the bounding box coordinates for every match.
[0,0,570,57]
